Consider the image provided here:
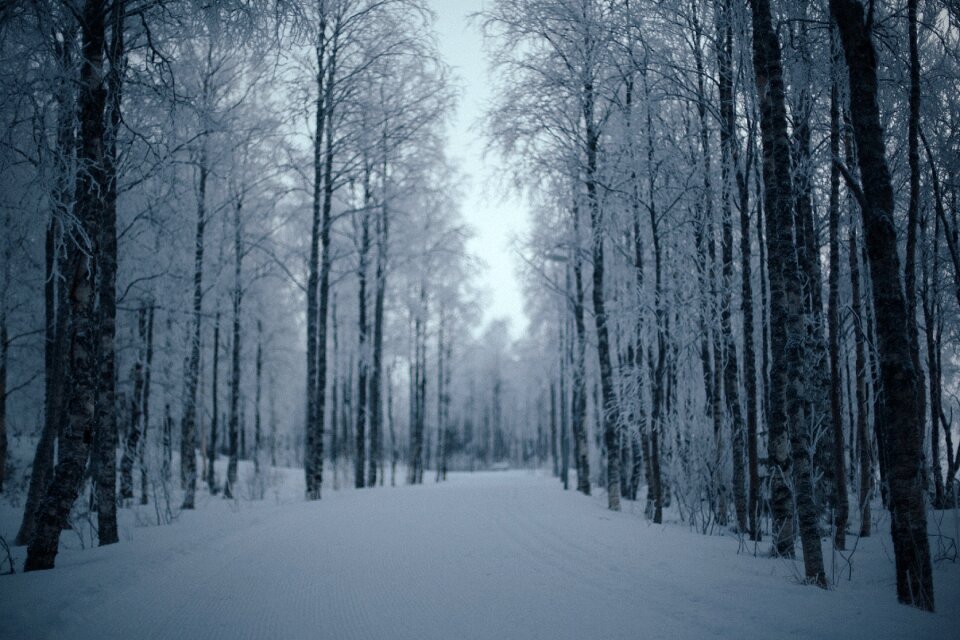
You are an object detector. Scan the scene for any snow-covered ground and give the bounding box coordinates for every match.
[1,465,958,640]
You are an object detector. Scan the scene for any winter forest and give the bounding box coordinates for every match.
[1,0,960,637]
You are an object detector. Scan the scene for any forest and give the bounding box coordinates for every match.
[1,0,960,636]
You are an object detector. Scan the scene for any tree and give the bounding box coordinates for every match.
[748,0,825,584]
[831,0,934,611]
[25,0,109,571]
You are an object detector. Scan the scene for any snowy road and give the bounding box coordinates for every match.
[1,470,957,639]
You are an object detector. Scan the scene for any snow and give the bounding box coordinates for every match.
[1,466,958,640]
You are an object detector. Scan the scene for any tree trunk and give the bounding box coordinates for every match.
[311,27,343,497]
[225,197,243,498]
[827,29,853,549]
[625,73,647,505]
[25,0,107,571]
[829,33,849,549]
[305,13,332,500]
[903,0,929,513]
[388,363,397,487]
[921,136,946,509]
[139,305,154,505]
[408,287,426,484]
[832,0,935,610]
[0,307,6,494]
[550,379,559,478]
[644,68,664,524]
[120,307,147,501]
[355,164,371,489]
[738,113,760,543]
[207,312,220,493]
[560,313,570,491]
[749,0,826,584]
[94,0,124,545]
[330,295,339,487]
[269,372,278,468]
[369,144,390,488]
[570,209,590,496]
[850,218,873,537]
[717,0,746,532]
[162,315,173,485]
[181,124,207,510]
[18,31,74,536]
[435,309,445,483]
[582,75,621,510]
[254,320,262,479]
[690,8,725,527]
[16,218,65,545]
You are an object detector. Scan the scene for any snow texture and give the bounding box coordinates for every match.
[1,466,958,639]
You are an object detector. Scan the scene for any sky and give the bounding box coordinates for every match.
[429,0,530,338]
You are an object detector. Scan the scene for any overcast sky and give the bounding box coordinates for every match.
[429,0,530,337]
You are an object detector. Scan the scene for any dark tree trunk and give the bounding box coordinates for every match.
[903,0,929,513]
[920,133,946,509]
[94,0,124,546]
[905,0,921,346]
[207,312,220,494]
[625,74,647,505]
[305,14,335,500]
[162,315,173,482]
[270,373,278,468]
[832,0,935,610]
[330,295,339,486]
[311,33,339,498]
[17,218,66,545]
[19,30,74,536]
[416,297,428,484]
[850,218,873,537]
[860,247,888,508]
[436,306,449,482]
[408,287,427,484]
[343,354,354,478]
[369,147,390,488]
[388,363,397,486]
[560,313,570,491]
[355,165,371,489]
[120,307,147,501]
[440,335,451,482]
[756,158,771,490]
[739,116,760,543]
[225,197,243,498]
[550,379,559,478]
[25,0,108,571]
[749,0,826,584]
[140,305,154,505]
[181,127,207,510]
[584,78,621,511]
[690,8,724,527]
[829,34,849,549]
[254,320,262,478]
[752,0,796,556]
[717,0,746,532]
[644,69,663,524]
[570,208,590,496]
[435,310,445,483]
[0,309,6,494]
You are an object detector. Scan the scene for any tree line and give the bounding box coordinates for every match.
[490,0,960,612]
[1,0,958,616]
[0,0,528,574]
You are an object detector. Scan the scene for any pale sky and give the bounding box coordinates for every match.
[430,0,530,337]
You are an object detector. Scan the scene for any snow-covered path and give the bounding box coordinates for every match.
[1,470,957,639]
